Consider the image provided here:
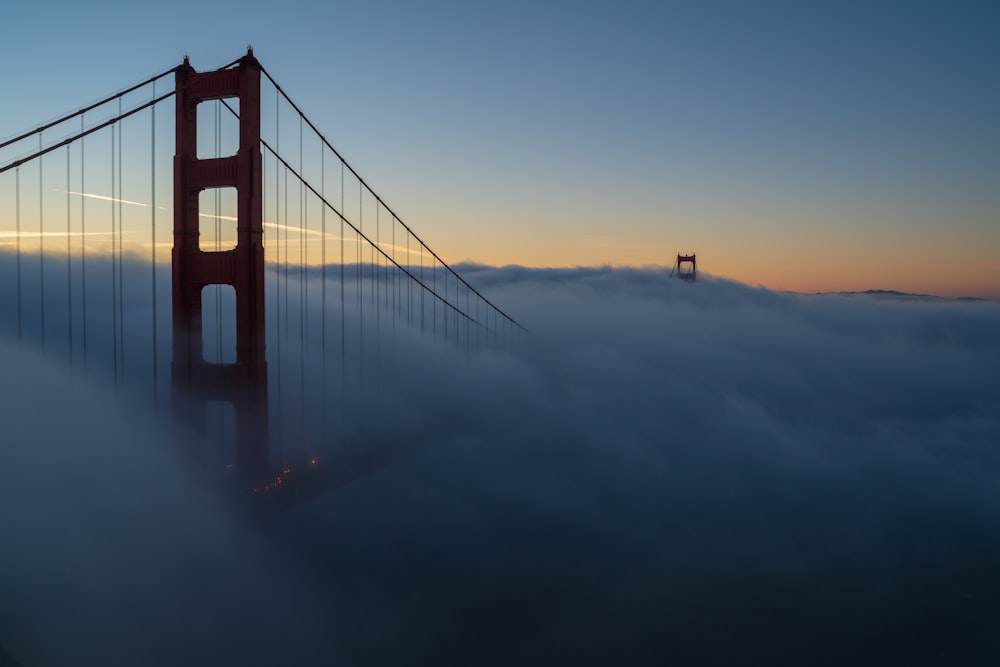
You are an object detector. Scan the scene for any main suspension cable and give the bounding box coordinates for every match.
[0,92,175,177]
[258,65,524,332]
[0,66,179,152]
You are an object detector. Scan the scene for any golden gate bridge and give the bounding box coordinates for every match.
[0,49,524,510]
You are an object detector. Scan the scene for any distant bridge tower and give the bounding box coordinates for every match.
[670,253,697,282]
[171,50,268,477]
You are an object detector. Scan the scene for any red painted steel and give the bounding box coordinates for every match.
[172,50,268,476]
[675,254,697,281]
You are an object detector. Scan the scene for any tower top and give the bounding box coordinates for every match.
[670,253,697,282]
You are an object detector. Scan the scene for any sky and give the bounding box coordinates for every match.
[2,4,1000,663]
[1,261,999,665]
[1,0,997,297]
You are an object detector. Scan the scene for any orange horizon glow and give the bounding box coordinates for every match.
[0,188,996,300]
[0,237,995,301]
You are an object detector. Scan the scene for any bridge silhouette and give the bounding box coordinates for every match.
[0,49,524,510]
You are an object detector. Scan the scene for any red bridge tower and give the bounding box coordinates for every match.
[171,50,268,476]
[671,253,697,281]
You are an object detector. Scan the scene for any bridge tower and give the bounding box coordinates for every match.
[671,253,697,282]
[172,50,268,477]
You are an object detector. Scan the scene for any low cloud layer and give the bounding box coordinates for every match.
[2,258,999,665]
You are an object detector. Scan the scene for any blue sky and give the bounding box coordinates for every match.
[2,5,1000,661]
[2,0,998,295]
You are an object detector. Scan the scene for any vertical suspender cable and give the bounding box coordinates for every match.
[357,182,362,304]
[280,144,290,445]
[118,100,125,383]
[420,242,424,333]
[277,149,285,453]
[215,102,222,366]
[406,233,411,328]
[111,124,118,390]
[283,153,289,333]
[66,145,73,367]
[358,181,364,428]
[299,115,305,449]
[375,203,380,422]
[151,85,158,406]
[390,215,397,399]
[282,151,290,427]
[340,160,345,422]
[15,167,22,345]
[39,134,46,351]
[372,233,376,307]
[392,213,396,329]
[380,207,388,314]
[321,145,327,445]
[275,93,283,448]
[81,116,88,362]
[433,255,437,338]
[262,94,270,458]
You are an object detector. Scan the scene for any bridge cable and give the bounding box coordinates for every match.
[15,167,22,345]
[151,84,158,406]
[299,113,306,452]
[80,115,88,364]
[420,231,425,334]
[110,123,118,391]
[391,211,398,401]
[217,95,502,336]
[118,100,125,387]
[258,66,525,333]
[358,180,364,430]
[274,91,283,450]
[340,160,346,426]
[283,153,290,335]
[66,145,73,368]
[0,93,175,177]
[390,204,398,396]
[407,232,412,328]
[39,134,45,352]
[0,66,186,388]
[371,202,382,424]
[0,67,180,153]
[283,148,290,446]
[321,144,327,446]
[432,246,437,338]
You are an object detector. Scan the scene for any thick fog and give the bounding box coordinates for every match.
[1,258,999,666]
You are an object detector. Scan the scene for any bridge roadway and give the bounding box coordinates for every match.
[224,437,415,514]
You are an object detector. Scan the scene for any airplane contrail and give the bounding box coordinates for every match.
[63,190,149,207]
